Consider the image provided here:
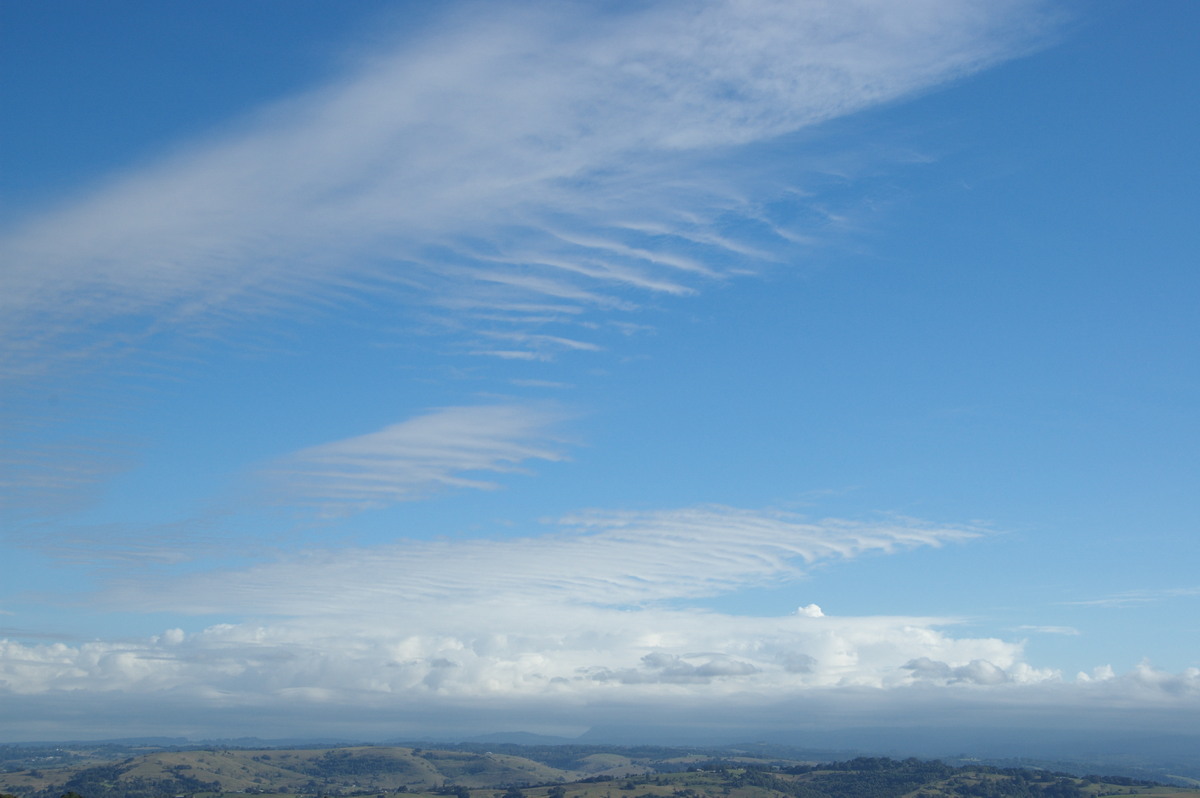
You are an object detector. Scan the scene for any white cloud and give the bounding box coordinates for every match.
[102,505,980,614]
[4,602,1197,739]
[797,603,825,618]
[1016,625,1080,636]
[903,656,1024,685]
[0,0,1116,744]
[262,403,570,515]
[1076,664,1114,682]
[0,505,1020,706]
[1066,587,1200,608]
[0,601,1031,699]
[2,502,1195,739]
[0,0,1058,525]
[0,0,1054,381]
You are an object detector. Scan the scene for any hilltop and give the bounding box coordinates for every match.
[1,744,1198,798]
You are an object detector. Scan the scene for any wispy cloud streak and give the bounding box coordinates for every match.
[264,404,569,514]
[0,0,1053,380]
[1065,587,1200,608]
[104,505,977,615]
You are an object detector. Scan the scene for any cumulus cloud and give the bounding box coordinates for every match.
[1,500,1195,739]
[0,503,1053,721]
[4,505,986,696]
[0,600,1027,699]
[1076,664,1115,682]
[4,601,1197,741]
[904,656,1016,685]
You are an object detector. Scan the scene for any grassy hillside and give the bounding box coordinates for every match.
[1,747,1197,798]
[0,746,578,797]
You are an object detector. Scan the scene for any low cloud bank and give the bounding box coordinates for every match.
[2,503,1196,741]
[0,630,1195,744]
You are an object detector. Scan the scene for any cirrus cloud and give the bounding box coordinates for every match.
[0,0,1055,382]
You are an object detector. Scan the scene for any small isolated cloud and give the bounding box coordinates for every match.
[1016,625,1080,636]
[262,403,569,514]
[1064,586,1200,608]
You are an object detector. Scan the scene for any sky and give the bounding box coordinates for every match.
[1,0,1198,748]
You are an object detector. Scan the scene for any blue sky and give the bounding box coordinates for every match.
[1,0,1198,745]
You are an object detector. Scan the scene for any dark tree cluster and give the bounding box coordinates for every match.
[27,764,221,798]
